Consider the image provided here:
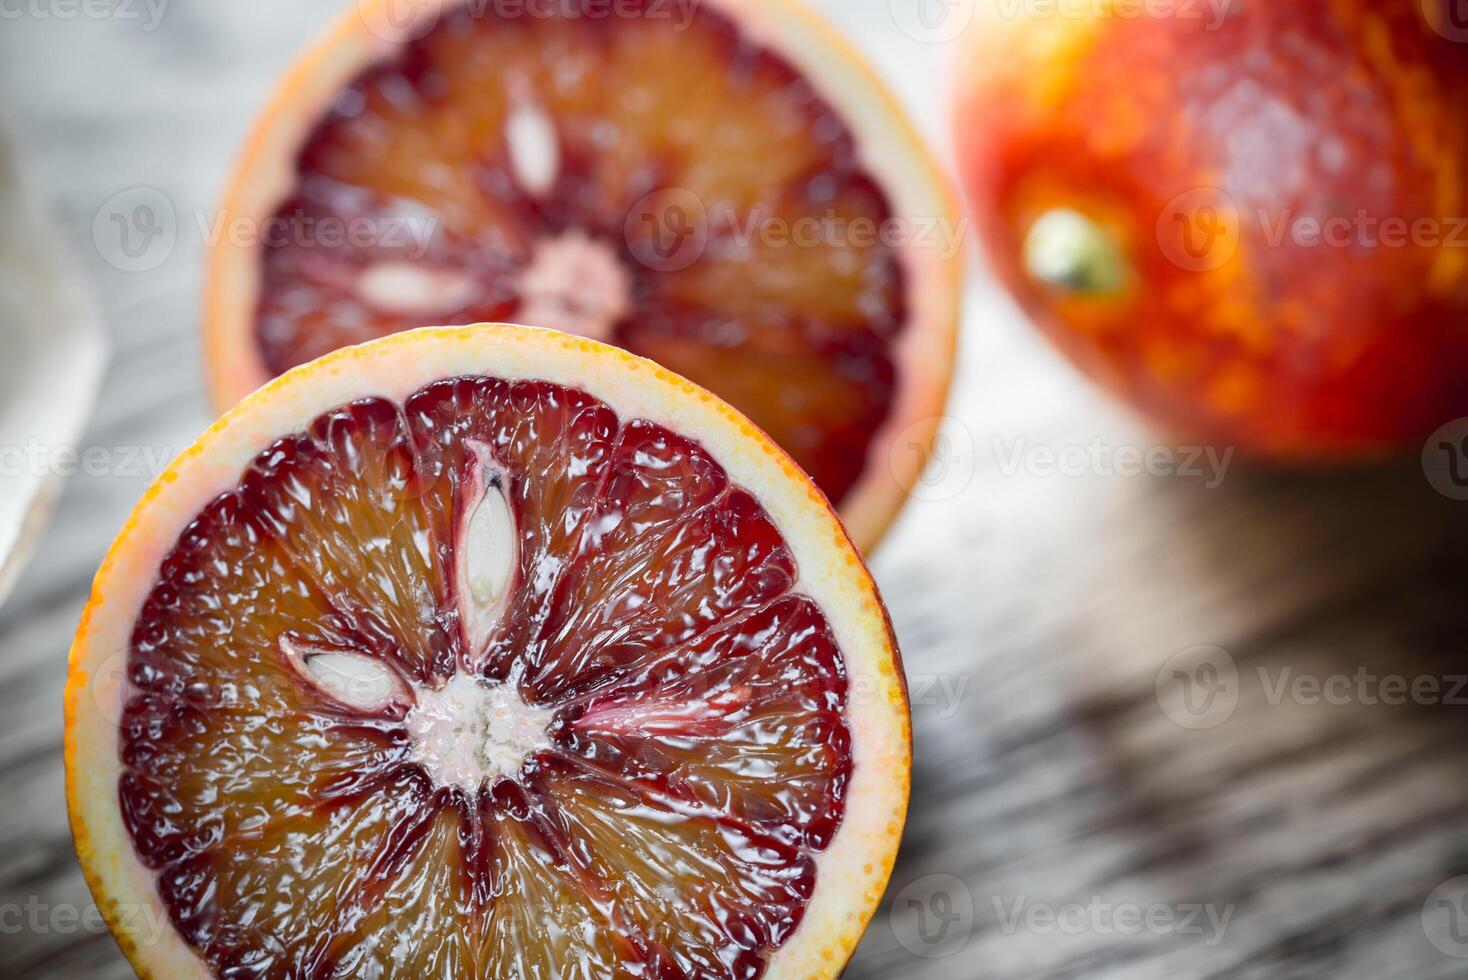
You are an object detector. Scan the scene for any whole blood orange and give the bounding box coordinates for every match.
[67,324,909,979]
[205,0,962,551]
[954,2,1468,457]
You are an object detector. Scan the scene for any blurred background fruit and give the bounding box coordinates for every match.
[205,0,963,551]
[954,0,1468,458]
[0,122,106,606]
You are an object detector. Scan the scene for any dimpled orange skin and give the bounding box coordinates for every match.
[955,0,1468,456]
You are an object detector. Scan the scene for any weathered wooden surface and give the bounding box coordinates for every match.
[4,2,1468,977]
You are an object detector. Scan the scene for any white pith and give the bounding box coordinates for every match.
[514,231,630,343]
[406,672,555,792]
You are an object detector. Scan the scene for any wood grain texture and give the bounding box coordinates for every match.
[3,2,1468,977]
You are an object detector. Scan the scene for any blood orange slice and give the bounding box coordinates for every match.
[67,324,909,979]
[204,0,962,553]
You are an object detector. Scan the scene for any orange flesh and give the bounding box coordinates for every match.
[254,1,906,506]
[119,378,852,978]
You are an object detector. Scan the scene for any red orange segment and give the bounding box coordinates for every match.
[241,399,457,682]
[403,376,622,677]
[558,593,851,851]
[537,763,816,979]
[526,423,794,702]
[481,797,628,978]
[329,805,479,976]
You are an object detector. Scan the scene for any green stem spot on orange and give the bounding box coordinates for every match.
[1022,207,1128,297]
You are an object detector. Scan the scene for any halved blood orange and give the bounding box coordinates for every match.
[67,324,909,979]
[203,0,962,553]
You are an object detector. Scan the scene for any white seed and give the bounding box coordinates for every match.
[456,441,518,659]
[280,637,412,716]
[507,99,559,198]
[356,262,480,315]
